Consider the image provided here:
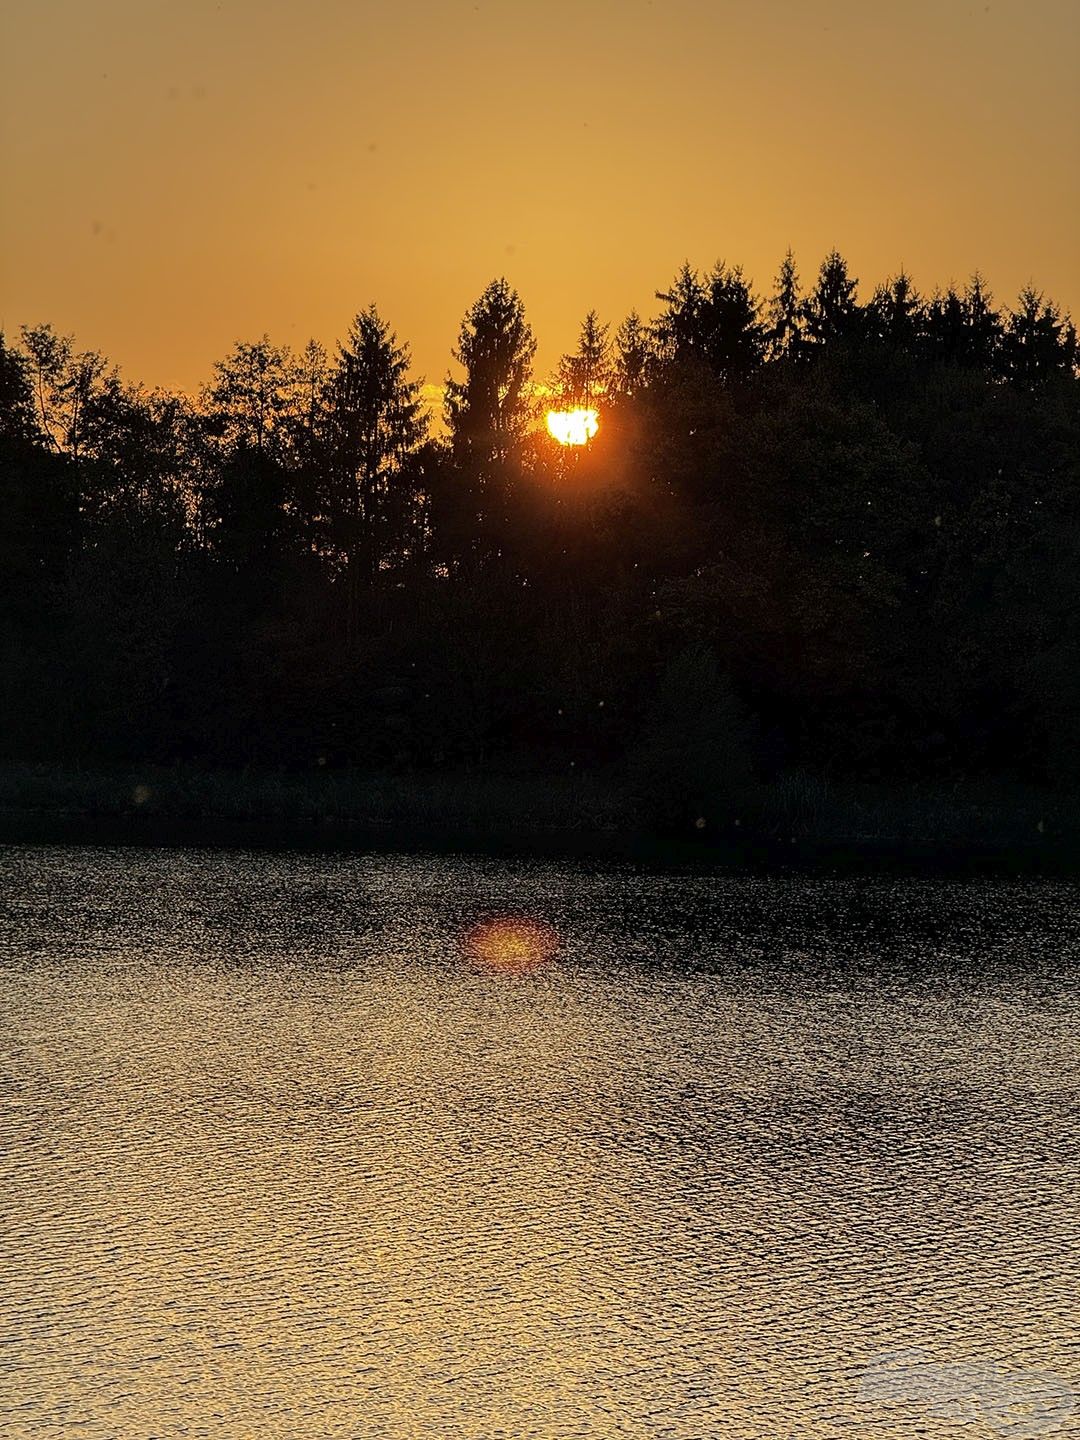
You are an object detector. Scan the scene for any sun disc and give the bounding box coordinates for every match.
[546,408,599,446]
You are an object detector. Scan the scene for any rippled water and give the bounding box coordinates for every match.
[1,845,1078,1438]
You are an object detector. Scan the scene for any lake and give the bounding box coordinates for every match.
[1,845,1077,1438]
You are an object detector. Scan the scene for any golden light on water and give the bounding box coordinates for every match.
[546,408,599,446]
[465,917,560,975]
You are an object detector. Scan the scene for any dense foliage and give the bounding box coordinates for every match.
[3,251,1078,816]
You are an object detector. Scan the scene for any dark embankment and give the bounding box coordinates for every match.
[1,765,1075,874]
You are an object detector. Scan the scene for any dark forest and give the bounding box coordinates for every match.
[3,250,1078,842]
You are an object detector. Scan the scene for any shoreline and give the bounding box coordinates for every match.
[0,765,1074,874]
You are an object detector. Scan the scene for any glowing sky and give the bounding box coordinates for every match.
[2,0,1077,398]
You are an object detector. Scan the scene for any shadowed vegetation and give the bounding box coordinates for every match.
[2,253,1078,853]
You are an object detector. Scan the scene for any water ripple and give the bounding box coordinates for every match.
[0,846,1077,1438]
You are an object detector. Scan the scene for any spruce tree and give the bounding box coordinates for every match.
[324,305,427,610]
[767,249,803,360]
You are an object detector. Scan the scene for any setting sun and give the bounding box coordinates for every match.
[546,408,600,446]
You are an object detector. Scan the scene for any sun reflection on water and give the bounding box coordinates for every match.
[464,916,560,975]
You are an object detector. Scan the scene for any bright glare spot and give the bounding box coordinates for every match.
[465,916,560,976]
[547,408,599,446]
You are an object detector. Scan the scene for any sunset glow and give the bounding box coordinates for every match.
[2,3,1076,394]
[546,408,600,446]
[2,1,1078,1435]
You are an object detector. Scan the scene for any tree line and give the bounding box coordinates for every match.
[2,249,1078,820]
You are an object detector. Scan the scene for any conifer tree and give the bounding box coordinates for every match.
[767,249,803,359]
[923,275,1003,369]
[802,250,861,346]
[554,310,611,409]
[698,262,766,383]
[444,280,536,557]
[653,263,706,362]
[612,311,652,397]
[1001,286,1077,388]
[868,269,923,348]
[445,279,536,470]
[324,305,426,612]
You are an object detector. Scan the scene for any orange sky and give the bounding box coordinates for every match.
[2,0,1077,402]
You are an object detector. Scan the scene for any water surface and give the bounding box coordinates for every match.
[1,846,1077,1438]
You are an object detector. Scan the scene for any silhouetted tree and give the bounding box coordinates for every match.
[611,310,652,397]
[0,330,78,644]
[0,333,40,444]
[802,250,861,346]
[291,338,330,445]
[868,270,923,349]
[653,263,706,363]
[1001,286,1077,389]
[5,247,1079,800]
[202,335,298,459]
[554,310,610,409]
[963,274,1003,370]
[323,305,427,634]
[922,274,1001,370]
[444,279,535,554]
[654,262,763,382]
[698,262,766,383]
[767,249,803,360]
[205,445,295,573]
[445,279,535,465]
[19,323,112,463]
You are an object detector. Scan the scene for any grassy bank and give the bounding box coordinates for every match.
[0,763,1075,871]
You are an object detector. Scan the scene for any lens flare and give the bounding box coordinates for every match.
[546,408,599,446]
[464,916,559,975]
